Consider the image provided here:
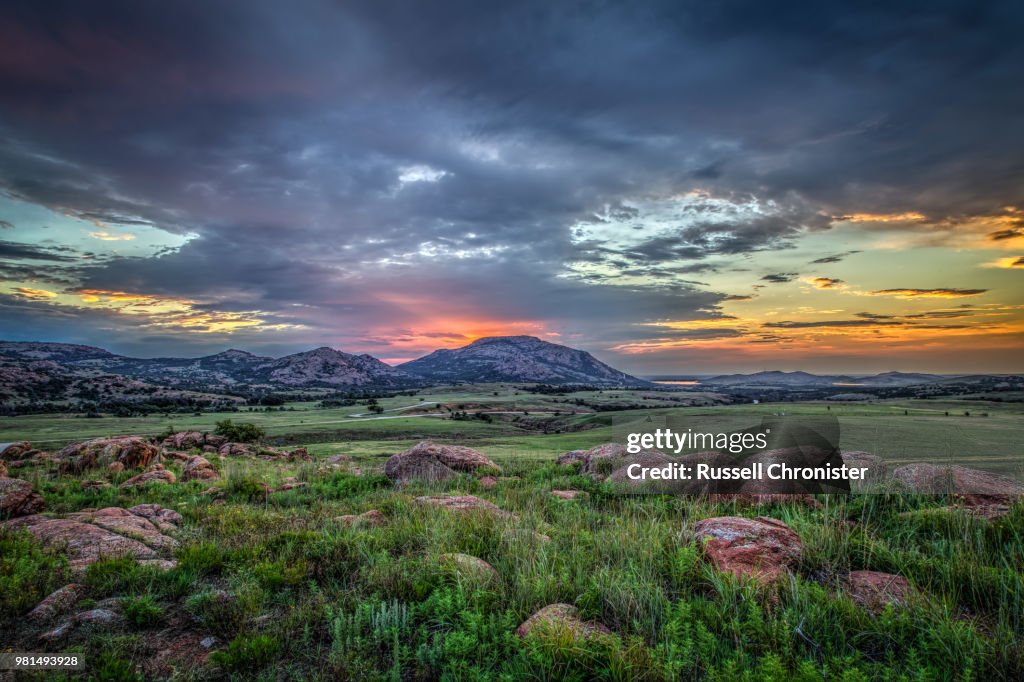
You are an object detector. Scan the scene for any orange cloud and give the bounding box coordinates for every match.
[75,288,161,303]
[11,287,57,300]
[982,256,1024,269]
[810,277,844,289]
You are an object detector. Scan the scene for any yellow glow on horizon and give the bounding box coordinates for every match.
[837,212,926,223]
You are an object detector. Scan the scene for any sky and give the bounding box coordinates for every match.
[0,0,1022,374]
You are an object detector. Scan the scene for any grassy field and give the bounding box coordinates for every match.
[5,387,1022,475]
[2,392,1023,679]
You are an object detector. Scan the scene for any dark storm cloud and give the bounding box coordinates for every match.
[869,288,987,298]
[0,0,1022,357]
[761,273,799,284]
[988,226,1024,241]
[0,240,78,262]
[810,251,861,264]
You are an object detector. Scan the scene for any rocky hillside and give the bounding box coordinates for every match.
[0,343,418,401]
[399,336,648,386]
[248,347,414,387]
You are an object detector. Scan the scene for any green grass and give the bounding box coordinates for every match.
[2,395,1023,679]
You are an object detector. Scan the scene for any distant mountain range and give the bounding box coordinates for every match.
[700,370,950,388]
[3,338,1017,408]
[0,336,647,404]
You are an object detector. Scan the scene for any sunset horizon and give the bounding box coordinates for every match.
[1,2,1022,374]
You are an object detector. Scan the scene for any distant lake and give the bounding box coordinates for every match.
[653,380,700,386]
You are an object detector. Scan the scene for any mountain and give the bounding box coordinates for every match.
[855,371,946,387]
[249,347,414,387]
[0,341,115,363]
[399,335,648,386]
[704,371,844,387]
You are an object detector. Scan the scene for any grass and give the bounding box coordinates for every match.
[5,389,1022,475]
[1,397,1022,679]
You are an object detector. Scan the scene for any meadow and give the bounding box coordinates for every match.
[2,388,1023,680]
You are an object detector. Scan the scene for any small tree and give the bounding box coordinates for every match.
[214,419,266,443]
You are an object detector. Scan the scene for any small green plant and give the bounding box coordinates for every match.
[88,651,144,682]
[227,476,270,501]
[121,595,164,627]
[176,542,226,576]
[210,633,282,673]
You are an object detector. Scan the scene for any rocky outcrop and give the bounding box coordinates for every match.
[891,463,1024,504]
[384,441,499,483]
[127,503,183,531]
[218,442,256,457]
[0,477,45,517]
[28,584,86,622]
[515,604,613,639]
[55,436,160,474]
[840,451,887,484]
[438,553,499,582]
[1,441,34,460]
[286,447,313,462]
[2,505,181,573]
[555,449,588,466]
[181,455,219,483]
[557,443,628,476]
[414,494,512,518]
[160,431,206,450]
[0,459,6,478]
[551,489,587,500]
[692,516,803,582]
[39,598,127,642]
[119,463,176,489]
[159,431,227,450]
[843,571,913,612]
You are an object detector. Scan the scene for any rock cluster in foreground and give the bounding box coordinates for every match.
[2,505,181,574]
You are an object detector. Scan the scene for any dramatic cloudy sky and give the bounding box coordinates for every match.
[1,1,1022,373]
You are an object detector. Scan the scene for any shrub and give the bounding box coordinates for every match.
[214,419,266,443]
[211,633,282,673]
[227,476,270,501]
[176,542,226,576]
